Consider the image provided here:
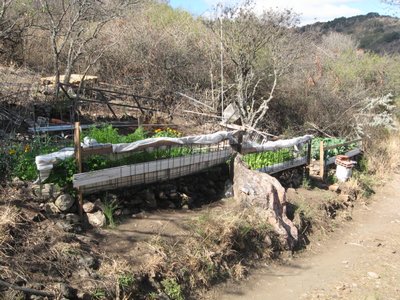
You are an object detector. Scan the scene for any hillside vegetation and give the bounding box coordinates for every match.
[302,13,400,54]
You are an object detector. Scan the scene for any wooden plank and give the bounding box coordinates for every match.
[74,122,83,216]
[305,140,312,179]
[73,149,232,189]
[325,148,362,166]
[82,145,113,158]
[257,156,308,175]
[320,141,325,179]
[324,139,362,150]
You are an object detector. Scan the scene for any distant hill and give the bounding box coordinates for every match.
[301,13,400,54]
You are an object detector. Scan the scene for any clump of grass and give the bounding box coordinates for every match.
[161,278,183,300]
[102,199,119,228]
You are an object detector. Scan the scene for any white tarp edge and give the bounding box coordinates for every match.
[243,134,313,152]
[35,131,236,183]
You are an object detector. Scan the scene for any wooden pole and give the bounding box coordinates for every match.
[74,122,83,216]
[319,141,325,180]
[305,140,312,179]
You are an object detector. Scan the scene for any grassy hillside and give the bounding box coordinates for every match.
[301,13,400,54]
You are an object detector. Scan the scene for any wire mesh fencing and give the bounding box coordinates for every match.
[74,139,233,194]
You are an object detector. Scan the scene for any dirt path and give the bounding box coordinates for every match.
[210,175,400,300]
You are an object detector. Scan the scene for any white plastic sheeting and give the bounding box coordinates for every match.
[35,148,75,183]
[35,131,236,183]
[242,134,313,153]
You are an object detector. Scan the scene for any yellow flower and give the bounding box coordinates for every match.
[155,128,162,133]
[24,145,31,153]
[8,149,16,155]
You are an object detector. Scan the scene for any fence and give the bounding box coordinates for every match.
[32,125,363,215]
[71,124,234,196]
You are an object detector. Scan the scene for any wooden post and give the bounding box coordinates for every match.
[319,141,325,180]
[74,122,83,216]
[305,140,312,179]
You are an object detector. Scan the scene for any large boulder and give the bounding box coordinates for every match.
[55,194,74,212]
[233,155,298,249]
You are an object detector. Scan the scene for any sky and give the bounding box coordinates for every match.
[169,0,397,25]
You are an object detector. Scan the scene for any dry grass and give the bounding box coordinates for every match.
[364,130,400,181]
[0,205,20,257]
[138,206,277,298]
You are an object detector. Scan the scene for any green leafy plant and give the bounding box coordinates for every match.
[161,278,183,300]
[103,198,119,228]
[91,289,106,300]
[243,149,294,170]
[118,273,135,289]
[311,137,358,160]
[84,125,147,144]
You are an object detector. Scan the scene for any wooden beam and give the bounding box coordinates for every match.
[320,141,325,180]
[74,122,83,216]
[82,144,113,158]
[305,140,312,179]
[324,139,362,150]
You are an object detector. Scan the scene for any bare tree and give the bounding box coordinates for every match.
[0,0,31,62]
[36,0,140,87]
[210,1,299,129]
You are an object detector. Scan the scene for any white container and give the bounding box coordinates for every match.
[336,164,353,182]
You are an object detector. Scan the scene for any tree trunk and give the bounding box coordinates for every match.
[233,155,298,249]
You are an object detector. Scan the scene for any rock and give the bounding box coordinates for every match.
[78,254,98,269]
[169,192,179,200]
[12,177,25,188]
[122,208,133,215]
[66,213,81,224]
[143,189,157,209]
[83,201,95,213]
[338,194,351,202]
[167,201,176,209]
[224,180,234,198]
[57,283,77,299]
[77,292,92,300]
[132,211,147,219]
[182,204,189,210]
[94,199,104,211]
[233,156,298,250]
[44,202,60,214]
[32,213,46,222]
[328,184,341,193]
[56,220,73,232]
[55,194,75,212]
[32,183,61,201]
[87,211,106,227]
[264,235,272,247]
[158,191,167,200]
[367,272,380,279]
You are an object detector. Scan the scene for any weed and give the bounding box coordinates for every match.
[118,273,135,289]
[102,197,119,228]
[302,177,312,189]
[91,289,106,300]
[161,278,183,300]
